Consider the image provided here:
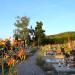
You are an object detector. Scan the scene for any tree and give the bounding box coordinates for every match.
[34,21,45,46]
[13,29,20,40]
[14,16,29,47]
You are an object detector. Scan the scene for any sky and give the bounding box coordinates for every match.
[0,0,75,39]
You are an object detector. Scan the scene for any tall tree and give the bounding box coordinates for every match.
[34,21,45,46]
[14,16,29,47]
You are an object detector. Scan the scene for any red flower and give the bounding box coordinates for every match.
[71,64,75,67]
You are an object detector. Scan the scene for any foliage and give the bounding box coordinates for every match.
[12,16,75,45]
[41,37,55,45]
[13,33,19,40]
[34,21,46,46]
[14,16,30,47]
[5,39,11,50]
[47,31,75,44]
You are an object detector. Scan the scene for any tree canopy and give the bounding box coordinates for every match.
[13,16,30,47]
[34,21,46,46]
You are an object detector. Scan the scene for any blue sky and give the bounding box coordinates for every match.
[0,0,75,39]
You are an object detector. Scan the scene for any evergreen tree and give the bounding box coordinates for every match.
[34,21,45,46]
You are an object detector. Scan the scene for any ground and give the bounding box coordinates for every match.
[15,50,46,75]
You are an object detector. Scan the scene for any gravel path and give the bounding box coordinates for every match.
[15,51,46,75]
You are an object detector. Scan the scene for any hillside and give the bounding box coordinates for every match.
[47,31,75,42]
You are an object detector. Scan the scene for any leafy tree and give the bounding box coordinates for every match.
[34,21,45,46]
[13,29,20,40]
[14,16,29,47]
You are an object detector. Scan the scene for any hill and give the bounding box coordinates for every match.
[47,31,75,44]
[48,31,75,39]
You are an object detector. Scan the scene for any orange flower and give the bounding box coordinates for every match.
[16,49,25,57]
[7,58,15,66]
